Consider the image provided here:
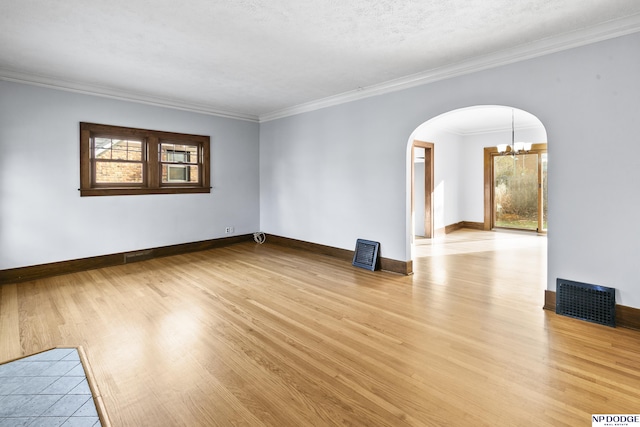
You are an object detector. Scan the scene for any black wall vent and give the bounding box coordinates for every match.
[353,239,380,271]
[556,278,616,327]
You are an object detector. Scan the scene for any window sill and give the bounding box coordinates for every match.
[80,187,211,197]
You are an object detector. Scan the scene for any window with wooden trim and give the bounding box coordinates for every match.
[80,123,210,196]
[483,143,547,233]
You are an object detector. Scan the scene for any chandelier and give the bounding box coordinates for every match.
[497,109,532,156]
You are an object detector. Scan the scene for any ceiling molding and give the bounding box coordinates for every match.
[0,69,259,123]
[259,13,640,123]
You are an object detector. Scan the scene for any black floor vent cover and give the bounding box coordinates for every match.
[353,239,380,271]
[556,278,616,327]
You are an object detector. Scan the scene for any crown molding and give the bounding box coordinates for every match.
[259,14,640,123]
[0,69,259,123]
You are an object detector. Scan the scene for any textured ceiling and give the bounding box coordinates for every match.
[1,1,640,121]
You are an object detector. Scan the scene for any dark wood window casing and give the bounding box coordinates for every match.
[80,123,210,197]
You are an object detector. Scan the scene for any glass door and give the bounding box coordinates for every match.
[493,150,547,232]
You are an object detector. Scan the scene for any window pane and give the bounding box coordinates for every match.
[95,161,143,184]
[162,165,199,183]
[161,143,175,162]
[168,151,186,162]
[169,165,187,181]
[494,154,538,230]
[127,141,142,161]
[94,138,112,150]
[112,147,128,160]
[93,138,142,161]
[161,143,198,164]
[94,138,112,159]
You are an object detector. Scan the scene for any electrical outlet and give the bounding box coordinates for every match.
[225,226,234,234]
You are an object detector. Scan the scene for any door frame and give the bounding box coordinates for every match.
[411,140,434,239]
[483,143,547,232]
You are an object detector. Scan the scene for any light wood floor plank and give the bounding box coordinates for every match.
[0,283,20,361]
[2,230,640,426]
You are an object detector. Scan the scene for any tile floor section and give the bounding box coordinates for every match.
[0,348,101,427]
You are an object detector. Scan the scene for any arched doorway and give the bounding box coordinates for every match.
[406,105,548,260]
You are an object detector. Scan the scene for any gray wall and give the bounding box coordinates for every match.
[260,32,640,308]
[0,81,260,269]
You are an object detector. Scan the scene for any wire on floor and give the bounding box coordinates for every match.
[253,232,266,244]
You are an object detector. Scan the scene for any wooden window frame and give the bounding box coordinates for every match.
[80,123,210,197]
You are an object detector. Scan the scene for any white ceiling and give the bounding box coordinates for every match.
[1,1,640,122]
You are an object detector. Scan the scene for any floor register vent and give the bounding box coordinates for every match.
[352,239,380,271]
[124,249,153,263]
[556,278,616,327]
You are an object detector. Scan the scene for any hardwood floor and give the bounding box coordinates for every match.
[1,230,639,426]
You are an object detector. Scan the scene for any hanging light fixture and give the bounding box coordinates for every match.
[497,109,533,156]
